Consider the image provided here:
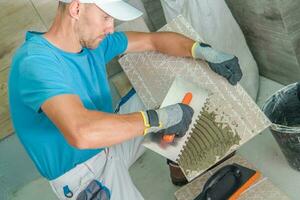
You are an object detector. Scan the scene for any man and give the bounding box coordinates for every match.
[8,0,242,199]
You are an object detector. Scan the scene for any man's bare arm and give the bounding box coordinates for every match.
[125,31,194,57]
[41,94,144,149]
[125,31,243,85]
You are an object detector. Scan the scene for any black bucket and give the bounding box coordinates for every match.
[262,82,300,171]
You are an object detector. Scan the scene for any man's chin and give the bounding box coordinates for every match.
[87,45,98,49]
[88,38,103,49]
[86,42,101,49]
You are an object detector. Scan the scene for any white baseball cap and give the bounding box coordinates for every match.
[59,0,143,21]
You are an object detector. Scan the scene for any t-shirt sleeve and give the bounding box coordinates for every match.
[97,32,128,63]
[18,54,75,113]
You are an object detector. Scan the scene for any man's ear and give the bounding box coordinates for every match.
[68,0,81,20]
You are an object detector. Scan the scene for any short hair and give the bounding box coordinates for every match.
[58,1,68,13]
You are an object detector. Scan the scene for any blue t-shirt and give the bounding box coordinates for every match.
[8,31,128,180]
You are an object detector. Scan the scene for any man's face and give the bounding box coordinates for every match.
[77,4,114,49]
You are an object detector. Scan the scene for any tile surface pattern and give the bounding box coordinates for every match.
[175,155,290,200]
[0,0,52,140]
[119,16,271,180]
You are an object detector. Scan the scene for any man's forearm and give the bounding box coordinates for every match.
[125,31,195,57]
[150,32,195,57]
[73,111,145,149]
[42,94,145,149]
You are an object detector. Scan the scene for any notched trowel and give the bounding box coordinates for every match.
[142,76,210,162]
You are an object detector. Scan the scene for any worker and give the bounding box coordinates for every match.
[8,0,242,199]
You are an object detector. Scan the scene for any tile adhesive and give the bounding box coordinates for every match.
[119,15,271,181]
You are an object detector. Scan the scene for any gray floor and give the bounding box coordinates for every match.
[238,77,300,200]
[2,76,300,200]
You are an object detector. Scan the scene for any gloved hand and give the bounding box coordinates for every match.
[192,42,243,85]
[140,103,194,137]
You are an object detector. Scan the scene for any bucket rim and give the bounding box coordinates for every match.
[261,82,298,113]
[270,123,300,134]
[262,82,300,133]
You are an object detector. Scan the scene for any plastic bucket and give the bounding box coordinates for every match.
[262,82,300,171]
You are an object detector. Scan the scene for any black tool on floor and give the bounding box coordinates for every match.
[194,163,260,200]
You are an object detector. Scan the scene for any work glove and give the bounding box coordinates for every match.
[140,103,194,137]
[192,42,243,85]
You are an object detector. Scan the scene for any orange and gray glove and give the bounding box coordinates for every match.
[192,42,243,85]
[140,103,194,137]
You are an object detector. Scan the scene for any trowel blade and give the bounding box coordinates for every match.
[142,76,210,162]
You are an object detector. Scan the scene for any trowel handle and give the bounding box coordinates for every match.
[162,92,193,143]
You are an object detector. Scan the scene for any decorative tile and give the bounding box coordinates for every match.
[0,0,46,71]
[174,155,290,200]
[119,15,271,181]
[0,67,13,140]
[30,0,57,28]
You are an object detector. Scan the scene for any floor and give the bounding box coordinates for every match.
[2,76,300,200]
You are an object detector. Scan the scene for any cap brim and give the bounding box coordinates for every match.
[95,1,143,21]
